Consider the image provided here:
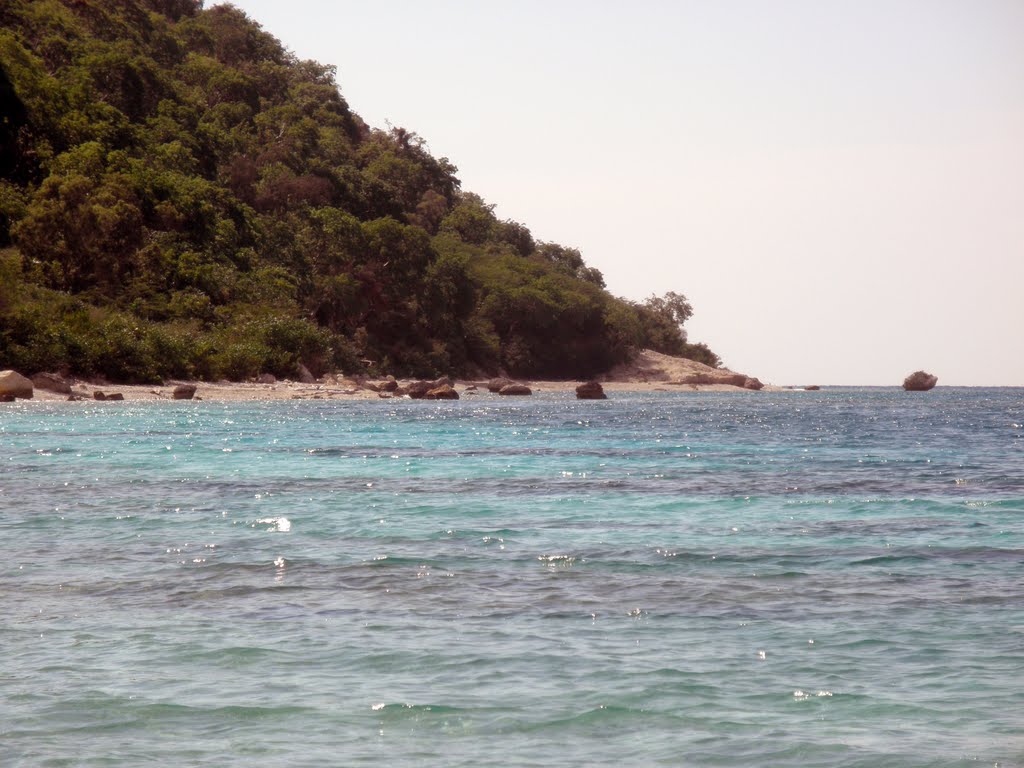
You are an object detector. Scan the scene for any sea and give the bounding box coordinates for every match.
[1,388,1022,767]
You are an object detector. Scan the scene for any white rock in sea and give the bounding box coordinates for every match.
[0,370,34,399]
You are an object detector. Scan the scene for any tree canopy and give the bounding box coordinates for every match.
[0,0,718,382]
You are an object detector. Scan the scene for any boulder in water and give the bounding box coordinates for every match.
[903,371,938,391]
[172,384,197,400]
[575,381,607,400]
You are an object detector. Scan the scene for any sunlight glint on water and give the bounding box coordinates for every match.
[1,389,1022,767]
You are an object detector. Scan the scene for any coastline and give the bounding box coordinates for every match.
[6,350,784,402]
[19,376,783,403]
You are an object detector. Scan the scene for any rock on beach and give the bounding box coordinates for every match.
[426,384,459,400]
[499,383,532,396]
[31,372,72,394]
[173,384,197,400]
[0,370,34,399]
[487,377,514,393]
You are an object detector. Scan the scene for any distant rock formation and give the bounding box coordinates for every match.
[679,371,762,390]
[903,371,938,391]
[575,381,607,400]
[487,377,514,392]
[0,370,34,399]
[173,384,197,400]
[605,349,765,391]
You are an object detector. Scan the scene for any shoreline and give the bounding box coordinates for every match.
[17,376,784,403]
[5,350,788,402]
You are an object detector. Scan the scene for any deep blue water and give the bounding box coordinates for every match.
[1,388,1022,767]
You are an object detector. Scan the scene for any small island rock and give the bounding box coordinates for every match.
[575,381,607,400]
[903,371,938,391]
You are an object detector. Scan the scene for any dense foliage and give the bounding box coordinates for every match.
[0,0,719,382]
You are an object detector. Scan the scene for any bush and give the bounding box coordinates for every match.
[208,339,270,380]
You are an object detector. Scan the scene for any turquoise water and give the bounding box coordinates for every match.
[1,389,1022,767]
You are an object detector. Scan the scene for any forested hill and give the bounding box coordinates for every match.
[0,0,719,383]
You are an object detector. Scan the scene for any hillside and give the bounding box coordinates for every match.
[0,0,719,383]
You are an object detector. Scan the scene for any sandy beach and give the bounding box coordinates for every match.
[13,350,783,402]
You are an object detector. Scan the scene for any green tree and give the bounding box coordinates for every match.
[0,0,719,382]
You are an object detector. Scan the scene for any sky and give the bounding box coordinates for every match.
[222,0,1024,385]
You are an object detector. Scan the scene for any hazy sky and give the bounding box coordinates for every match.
[223,0,1024,385]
